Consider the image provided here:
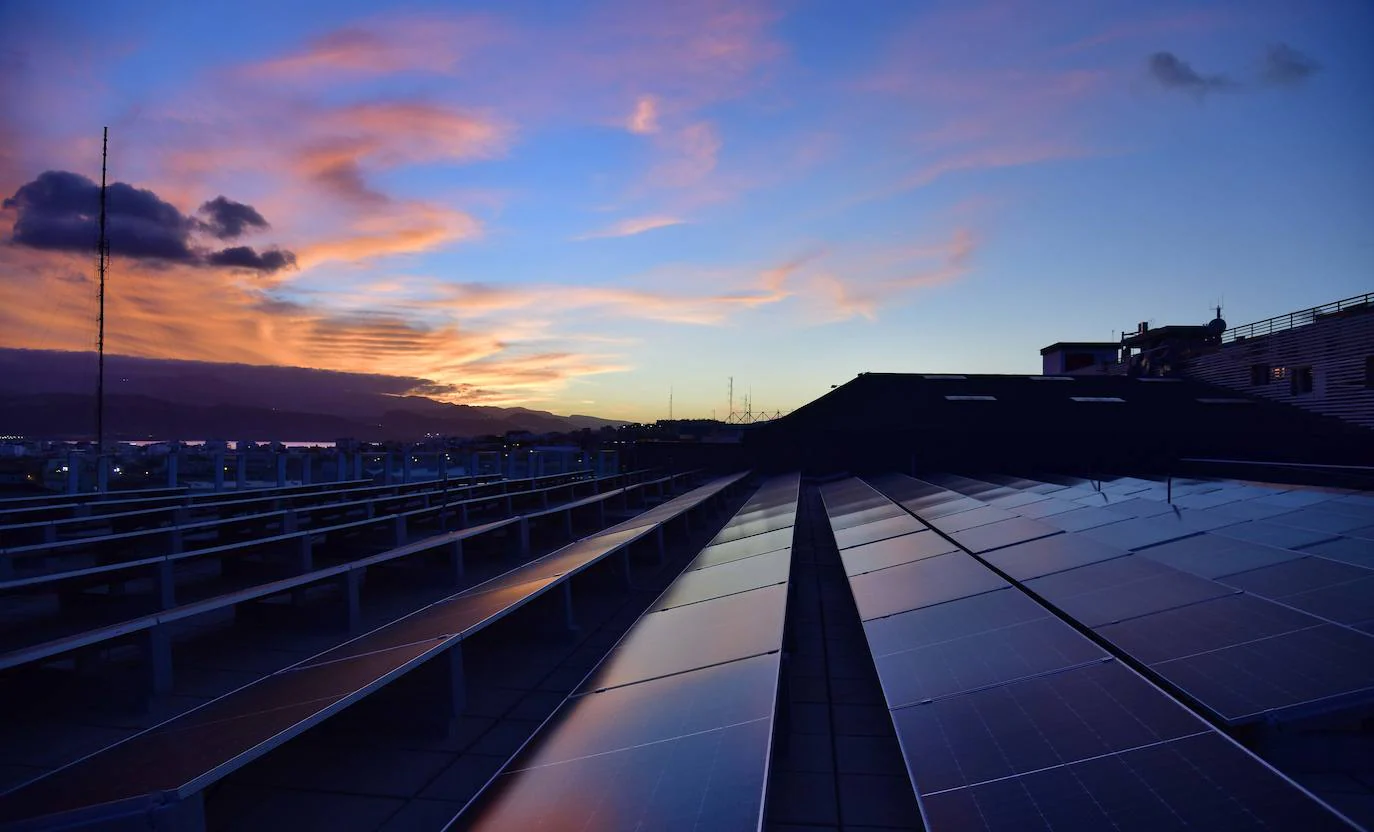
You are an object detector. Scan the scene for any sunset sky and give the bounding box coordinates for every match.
[2,0,1371,421]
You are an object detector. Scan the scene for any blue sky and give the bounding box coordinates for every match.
[2,0,1371,420]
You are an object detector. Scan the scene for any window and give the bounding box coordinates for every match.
[1250,364,1270,386]
[1290,366,1314,395]
[1070,396,1126,403]
[944,395,996,401]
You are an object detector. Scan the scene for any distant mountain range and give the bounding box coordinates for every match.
[0,349,628,441]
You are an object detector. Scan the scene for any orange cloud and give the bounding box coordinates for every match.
[0,244,622,406]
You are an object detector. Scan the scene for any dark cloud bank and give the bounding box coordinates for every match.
[2,171,295,273]
[1148,43,1320,96]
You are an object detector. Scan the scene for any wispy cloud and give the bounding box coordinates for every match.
[575,215,685,240]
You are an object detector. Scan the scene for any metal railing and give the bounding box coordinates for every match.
[1222,292,1374,343]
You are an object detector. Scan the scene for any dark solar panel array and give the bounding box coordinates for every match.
[819,477,1352,830]
[881,473,1374,725]
[0,473,751,827]
[455,473,802,832]
[823,476,1357,830]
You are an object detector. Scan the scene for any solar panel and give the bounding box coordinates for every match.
[1012,497,1083,518]
[1267,508,1373,536]
[1079,510,1240,551]
[831,513,927,550]
[1218,557,1372,598]
[891,661,1204,794]
[919,732,1351,832]
[1212,521,1341,551]
[1153,624,1374,723]
[1252,490,1340,509]
[949,518,1060,553]
[1280,576,1374,626]
[863,474,944,503]
[984,533,1128,580]
[708,510,795,545]
[913,496,987,519]
[0,638,447,820]
[840,531,959,577]
[300,576,561,665]
[984,491,1050,510]
[690,527,792,569]
[826,502,907,530]
[1202,499,1301,522]
[873,617,1108,707]
[577,584,787,693]
[1094,594,1321,664]
[862,588,1050,657]
[1135,533,1303,579]
[1297,536,1374,569]
[926,505,1016,533]
[652,549,790,611]
[1025,556,1235,627]
[848,553,1007,621]
[1100,498,1178,518]
[462,718,772,831]
[539,654,778,765]
[1040,506,1133,532]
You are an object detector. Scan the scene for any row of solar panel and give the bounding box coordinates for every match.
[890,472,1374,724]
[454,474,802,831]
[818,477,1354,831]
[0,473,749,827]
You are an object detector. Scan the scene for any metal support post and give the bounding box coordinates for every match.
[143,625,173,695]
[450,539,465,584]
[562,581,579,631]
[341,569,362,631]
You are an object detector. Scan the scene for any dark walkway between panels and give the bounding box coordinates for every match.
[766,484,922,832]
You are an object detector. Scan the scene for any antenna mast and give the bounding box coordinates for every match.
[96,126,109,456]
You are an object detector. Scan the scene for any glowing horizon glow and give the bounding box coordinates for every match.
[1,1,1370,421]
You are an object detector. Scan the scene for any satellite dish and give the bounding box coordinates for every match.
[1207,317,1226,335]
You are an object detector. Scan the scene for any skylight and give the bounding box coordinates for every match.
[945,395,996,401]
[1070,396,1126,403]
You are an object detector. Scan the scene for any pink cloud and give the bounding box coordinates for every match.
[648,122,722,188]
[575,215,685,240]
[238,16,500,80]
[626,95,661,134]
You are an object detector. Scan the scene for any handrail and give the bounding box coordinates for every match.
[1222,292,1373,343]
